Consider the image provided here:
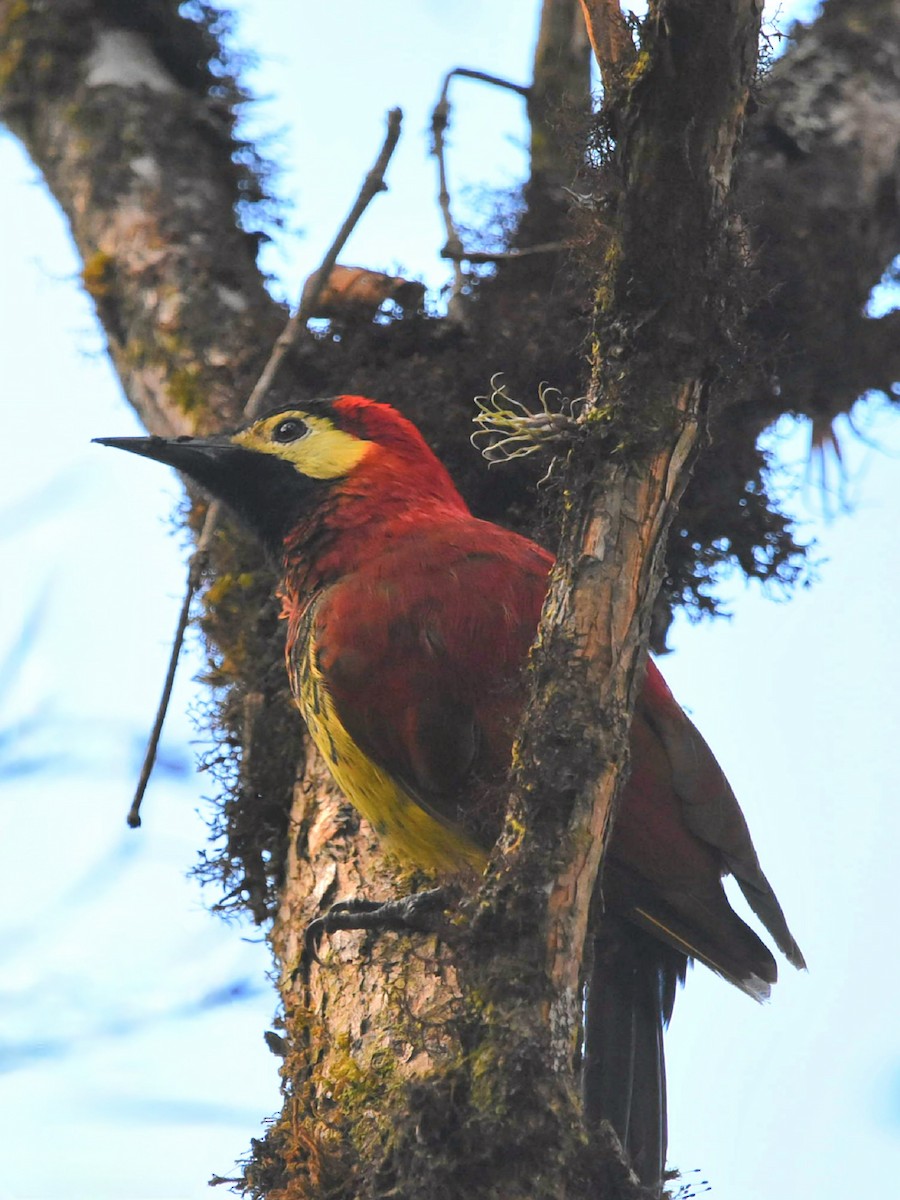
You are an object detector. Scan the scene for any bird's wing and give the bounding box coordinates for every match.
[637,661,806,970]
[307,519,551,846]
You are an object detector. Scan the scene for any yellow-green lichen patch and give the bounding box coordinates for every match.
[623,47,653,88]
[0,1,30,92]
[82,249,115,298]
[166,363,205,416]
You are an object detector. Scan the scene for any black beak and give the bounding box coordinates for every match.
[93,432,310,552]
[92,433,246,497]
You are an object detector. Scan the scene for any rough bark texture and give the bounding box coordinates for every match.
[0,0,289,436]
[3,0,898,1197]
[483,0,762,1119]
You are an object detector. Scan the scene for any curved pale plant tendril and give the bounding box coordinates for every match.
[471,375,585,464]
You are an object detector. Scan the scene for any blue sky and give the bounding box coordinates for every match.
[1,2,898,1197]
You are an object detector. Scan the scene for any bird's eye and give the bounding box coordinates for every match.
[272,418,309,444]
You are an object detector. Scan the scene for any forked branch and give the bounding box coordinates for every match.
[431,68,531,314]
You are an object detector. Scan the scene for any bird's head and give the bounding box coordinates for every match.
[94,395,466,552]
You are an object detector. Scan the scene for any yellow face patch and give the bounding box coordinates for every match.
[233,410,371,479]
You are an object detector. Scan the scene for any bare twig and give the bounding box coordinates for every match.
[432,89,468,312]
[125,107,404,828]
[243,107,403,423]
[126,567,197,827]
[444,67,531,99]
[577,0,636,92]
[431,69,530,317]
[441,240,568,264]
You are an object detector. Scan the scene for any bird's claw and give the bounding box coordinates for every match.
[304,888,447,964]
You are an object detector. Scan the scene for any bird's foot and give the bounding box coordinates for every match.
[305,887,447,963]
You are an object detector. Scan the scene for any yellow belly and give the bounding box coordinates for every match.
[290,617,486,879]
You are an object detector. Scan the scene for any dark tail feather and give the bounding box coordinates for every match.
[582,920,685,1194]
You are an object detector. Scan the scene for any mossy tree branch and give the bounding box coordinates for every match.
[461,0,764,1156]
[0,0,293,435]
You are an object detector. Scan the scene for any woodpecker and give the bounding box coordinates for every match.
[96,396,804,1191]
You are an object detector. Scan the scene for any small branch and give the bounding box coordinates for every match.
[125,561,199,827]
[441,240,568,264]
[243,107,403,423]
[578,0,636,93]
[432,88,468,313]
[431,69,530,317]
[125,108,403,828]
[443,67,531,99]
